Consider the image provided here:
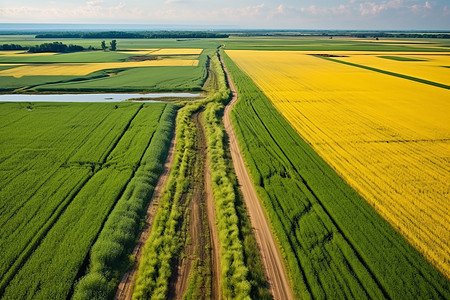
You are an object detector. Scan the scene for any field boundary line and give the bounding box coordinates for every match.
[315,55,450,90]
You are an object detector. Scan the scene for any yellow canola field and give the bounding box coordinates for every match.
[0,59,199,78]
[150,48,203,55]
[333,54,450,86]
[118,49,157,55]
[227,50,450,277]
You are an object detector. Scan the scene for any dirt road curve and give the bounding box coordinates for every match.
[221,54,295,300]
[115,132,177,300]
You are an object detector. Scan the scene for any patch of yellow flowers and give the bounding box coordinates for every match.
[227,50,450,278]
[0,59,199,78]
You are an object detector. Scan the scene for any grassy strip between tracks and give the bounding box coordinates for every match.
[132,50,268,299]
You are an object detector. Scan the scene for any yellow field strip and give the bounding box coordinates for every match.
[0,59,199,78]
[227,50,450,278]
[333,54,450,86]
[0,51,57,56]
[118,49,158,55]
[304,51,450,56]
[150,48,203,55]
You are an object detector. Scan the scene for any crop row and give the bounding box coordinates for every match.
[74,104,177,299]
[222,51,450,299]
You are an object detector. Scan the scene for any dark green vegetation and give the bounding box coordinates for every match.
[222,51,450,299]
[28,41,84,53]
[227,29,450,39]
[0,42,85,52]
[133,51,270,299]
[317,55,450,90]
[378,55,426,61]
[0,44,27,50]
[0,101,176,299]
[35,31,229,39]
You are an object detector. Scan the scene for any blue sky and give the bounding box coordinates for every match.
[1,0,449,30]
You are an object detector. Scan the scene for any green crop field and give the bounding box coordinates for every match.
[0,101,176,299]
[36,64,207,93]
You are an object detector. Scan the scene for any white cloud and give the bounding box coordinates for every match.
[360,0,403,16]
[410,1,434,14]
[1,0,126,21]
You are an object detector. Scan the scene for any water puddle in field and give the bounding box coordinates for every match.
[0,93,201,102]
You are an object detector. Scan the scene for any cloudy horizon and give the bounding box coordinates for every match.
[1,0,449,30]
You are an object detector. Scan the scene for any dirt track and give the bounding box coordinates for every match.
[168,112,219,300]
[115,131,176,300]
[221,54,295,300]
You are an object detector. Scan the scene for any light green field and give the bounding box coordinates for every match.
[0,101,176,299]
[223,36,450,51]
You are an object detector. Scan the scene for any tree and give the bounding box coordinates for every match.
[110,40,117,51]
[101,40,107,51]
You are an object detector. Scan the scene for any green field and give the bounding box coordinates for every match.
[0,101,176,299]
[35,65,207,93]
[222,51,450,299]
[223,36,450,51]
[0,51,133,63]
[0,38,211,93]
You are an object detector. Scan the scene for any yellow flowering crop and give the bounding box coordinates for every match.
[333,54,450,86]
[150,48,203,55]
[227,50,450,278]
[0,59,199,78]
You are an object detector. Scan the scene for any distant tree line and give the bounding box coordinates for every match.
[0,44,27,50]
[28,42,84,53]
[0,42,85,53]
[230,30,450,39]
[35,31,230,39]
[349,32,450,39]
